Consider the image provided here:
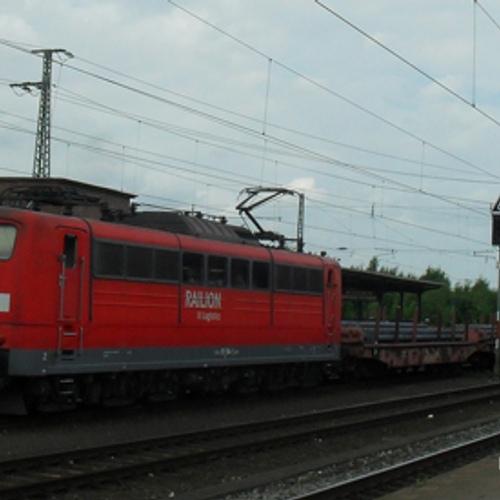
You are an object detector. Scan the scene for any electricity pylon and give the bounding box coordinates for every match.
[11,48,73,178]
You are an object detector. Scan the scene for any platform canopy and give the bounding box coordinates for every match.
[341,268,442,301]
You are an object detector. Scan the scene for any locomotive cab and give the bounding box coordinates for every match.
[0,210,91,412]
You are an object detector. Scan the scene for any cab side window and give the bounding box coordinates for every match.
[63,234,77,269]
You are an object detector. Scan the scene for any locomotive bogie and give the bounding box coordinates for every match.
[6,360,333,412]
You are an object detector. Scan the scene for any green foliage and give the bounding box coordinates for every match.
[452,278,496,324]
[420,267,452,325]
[348,260,496,325]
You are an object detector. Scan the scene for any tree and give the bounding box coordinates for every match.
[420,267,452,326]
[471,278,496,323]
[454,277,496,324]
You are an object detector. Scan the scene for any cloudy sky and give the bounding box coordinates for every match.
[1,1,500,286]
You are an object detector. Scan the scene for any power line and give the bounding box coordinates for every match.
[2,34,498,187]
[70,51,499,182]
[314,0,500,129]
[46,93,495,191]
[1,80,494,221]
[476,1,500,33]
[1,113,488,254]
[3,88,491,220]
[164,2,500,184]
[2,64,496,229]
[48,80,489,216]
[53,85,494,186]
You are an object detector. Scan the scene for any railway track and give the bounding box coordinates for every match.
[1,382,500,499]
[289,430,500,500]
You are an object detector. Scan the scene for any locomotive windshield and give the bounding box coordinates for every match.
[0,225,17,260]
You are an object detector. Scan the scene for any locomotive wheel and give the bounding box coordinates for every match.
[234,367,262,393]
[294,363,322,387]
[146,372,180,402]
[263,365,294,391]
[164,372,180,399]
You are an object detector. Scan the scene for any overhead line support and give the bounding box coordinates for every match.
[10,48,73,178]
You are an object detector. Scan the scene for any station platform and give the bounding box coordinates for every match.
[379,454,500,499]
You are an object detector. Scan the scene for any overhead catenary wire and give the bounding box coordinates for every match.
[4,54,492,215]
[165,1,500,182]
[2,35,498,186]
[0,80,493,264]
[39,82,496,216]
[476,1,500,34]
[50,85,493,184]
[2,113,489,263]
[1,89,490,220]
[314,0,500,129]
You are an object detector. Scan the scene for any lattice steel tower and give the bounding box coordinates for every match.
[11,48,72,178]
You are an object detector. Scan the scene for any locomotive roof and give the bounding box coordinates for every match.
[119,211,261,246]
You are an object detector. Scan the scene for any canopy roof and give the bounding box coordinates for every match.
[341,268,442,300]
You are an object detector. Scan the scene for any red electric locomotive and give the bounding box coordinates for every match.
[0,207,342,412]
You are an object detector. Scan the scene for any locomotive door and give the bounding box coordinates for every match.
[325,266,339,344]
[57,228,88,357]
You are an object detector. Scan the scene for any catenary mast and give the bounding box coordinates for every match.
[11,48,73,178]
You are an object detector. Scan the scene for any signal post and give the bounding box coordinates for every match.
[491,197,500,377]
